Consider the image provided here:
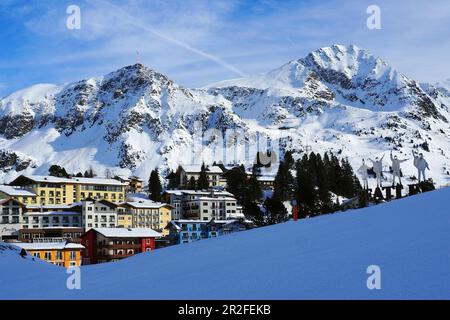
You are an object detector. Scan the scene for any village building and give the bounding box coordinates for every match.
[178,165,227,189]
[18,228,84,243]
[7,175,127,206]
[15,241,84,267]
[117,211,133,229]
[166,219,251,245]
[0,185,38,205]
[122,200,173,236]
[81,228,161,264]
[0,198,26,240]
[162,190,239,220]
[76,198,118,231]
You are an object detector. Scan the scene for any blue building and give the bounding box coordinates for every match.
[166,219,251,244]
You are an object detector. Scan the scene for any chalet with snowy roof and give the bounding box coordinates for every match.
[15,241,84,267]
[0,185,37,205]
[176,165,227,189]
[81,228,162,264]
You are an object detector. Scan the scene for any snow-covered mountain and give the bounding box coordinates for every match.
[1,44,450,186]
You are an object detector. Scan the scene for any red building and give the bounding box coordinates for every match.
[81,228,161,264]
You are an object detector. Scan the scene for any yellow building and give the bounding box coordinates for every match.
[123,200,173,236]
[15,242,84,267]
[117,211,133,229]
[0,185,37,205]
[8,175,127,206]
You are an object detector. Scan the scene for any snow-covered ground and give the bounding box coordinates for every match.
[1,187,449,300]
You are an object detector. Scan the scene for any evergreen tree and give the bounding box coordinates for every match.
[273,153,295,202]
[243,200,264,226]
[225,166,248,204]
[148,169,162,202]
[296,155,316,217]
[188,176,197,190]
[247,174,263,203]
[48,165,69,178]
[197,163,209,190]
[264,197,289,225]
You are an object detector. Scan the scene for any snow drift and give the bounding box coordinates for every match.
[1,187,449,300]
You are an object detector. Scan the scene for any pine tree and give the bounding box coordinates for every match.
[225,166,248,204]
[243,200,265,226]
[149,169,162,202]
[247,174,263,203]
[48,165,69,178]
[296,155,316,217]
[264,197,289,225]
[197,163,209,190]
[188,176,197,190]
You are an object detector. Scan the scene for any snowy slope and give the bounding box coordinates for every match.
[1,187,450,300]
[1,45,450,188]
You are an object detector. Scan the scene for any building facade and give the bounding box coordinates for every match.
[15,241,84,267]
[123,200,173,236]
[166,219,251,244]
[18,228,84,243]
[0,185,37,205]
[8,175,127,206]
[178,165,227,188]
[0,198,25,240]
[78,199,118,231]
[81,228,161,264]
[162,190,239,220]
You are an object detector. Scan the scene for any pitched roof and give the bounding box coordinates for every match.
[92,228,162,238]
[181,165,223,174]
[11,175,127,186]
[125,200,173,209]
[0,185,37,197]
[15,242,84,250]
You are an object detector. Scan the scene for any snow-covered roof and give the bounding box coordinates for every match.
[208,166,224,174]
[164,190,233,197]
[26,204,74,210]
[193,196,236,201]
[126,193,151,201]
[70,177,128,186]
[15,242,84,250]
[182,165,223,174]
[24,211,80,216]
[17,175,127,186]
[125,200,173,209]
[0,185,37,197]
[93,228,162,238]
[257,176,276,182]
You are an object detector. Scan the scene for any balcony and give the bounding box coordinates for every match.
[97,243,141,250]
[96,253,135,260]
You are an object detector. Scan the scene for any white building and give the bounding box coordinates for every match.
[0,198,24,240]
[163,190,236,220]
[179,165,227,188]
[79,199,118,231]
[22,211,81,229]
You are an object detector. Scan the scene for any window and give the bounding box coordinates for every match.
[33,252,41,258]
[56,251,63,260]
[70,251,76,260]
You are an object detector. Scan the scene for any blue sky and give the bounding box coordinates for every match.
[1,0,450,97]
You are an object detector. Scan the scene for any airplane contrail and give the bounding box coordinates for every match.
[87,0,246,77]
